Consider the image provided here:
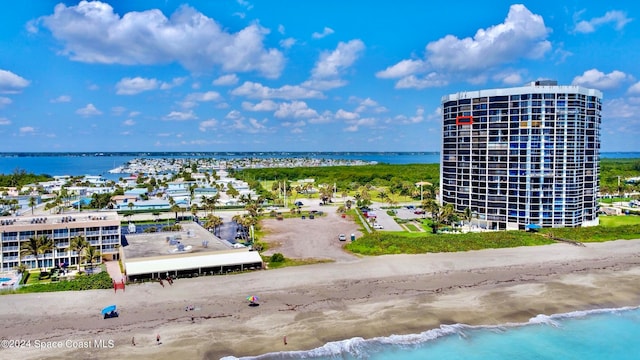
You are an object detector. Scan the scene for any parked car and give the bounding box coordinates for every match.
[373,223,384,229]
[338,233,346,241]
[414,209,425,215]
[294,201,304,207]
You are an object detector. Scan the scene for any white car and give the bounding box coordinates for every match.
[338,234,346,241]
[373,223,383,229]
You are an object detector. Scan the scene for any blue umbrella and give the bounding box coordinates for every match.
[101,305,117,315]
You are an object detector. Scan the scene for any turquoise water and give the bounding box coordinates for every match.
[1,152,639,177]
[0,277,11,282]
[222,307,640,360]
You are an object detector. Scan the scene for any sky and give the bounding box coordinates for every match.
[0,1,639,152]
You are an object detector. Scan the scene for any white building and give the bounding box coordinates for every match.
[441,81,601,230]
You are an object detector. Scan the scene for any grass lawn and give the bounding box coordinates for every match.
[599,197,632,204]
[599,215,640,227]
[405,223,419,232]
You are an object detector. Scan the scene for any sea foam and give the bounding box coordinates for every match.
[221,305,640,360]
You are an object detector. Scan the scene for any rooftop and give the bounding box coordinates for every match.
[122,222,231,259]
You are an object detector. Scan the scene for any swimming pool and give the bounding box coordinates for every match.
[0,277,11,282]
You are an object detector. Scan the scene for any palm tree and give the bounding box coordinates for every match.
[28,196,36,215]
[70,235,88,271]
[84,245,101,272]
[203,214,223,235]
[170,203,181,220]
[463,207,473,232]
[20,235,54,270]
[319,185,332,204]
[14,263,27,275]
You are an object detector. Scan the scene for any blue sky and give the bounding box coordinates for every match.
[0,1,638,152]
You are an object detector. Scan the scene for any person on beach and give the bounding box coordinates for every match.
[131,337,136,346]
[283,335,287,345]
[156,334,161,345]
[159,279,164,288]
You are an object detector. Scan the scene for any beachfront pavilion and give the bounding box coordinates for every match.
[121,221,263,282]
[124,250,263,281]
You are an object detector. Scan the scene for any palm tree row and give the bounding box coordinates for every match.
[19,234,101,272]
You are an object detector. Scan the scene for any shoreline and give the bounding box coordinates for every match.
[1,240,640,359]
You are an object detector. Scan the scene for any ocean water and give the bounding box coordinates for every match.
[0,152,639,177]
[222,307,640,360]
[0,152,441,177]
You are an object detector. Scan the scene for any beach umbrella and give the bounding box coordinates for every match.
[525,224,542,230]
[246,295,259,303]
[101,305,117,315]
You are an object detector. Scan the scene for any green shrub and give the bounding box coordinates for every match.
[270,253,285,263]
[12,270,114,294]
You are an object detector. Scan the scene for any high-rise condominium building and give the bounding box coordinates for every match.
[440,80,602,230]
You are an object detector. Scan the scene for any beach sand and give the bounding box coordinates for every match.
[1,239,640,360]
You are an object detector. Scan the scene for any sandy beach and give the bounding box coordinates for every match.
[1,237,640,359]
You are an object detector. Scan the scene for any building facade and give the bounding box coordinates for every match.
[441,81,602,230]
[0,212,121,271]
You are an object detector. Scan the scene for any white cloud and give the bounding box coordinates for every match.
[274,101,319,119]
[212,74,239,86]
[278,24,285,35]
[425,5,550,71]
[123,119,135,126]
[237,0,253,10]
[224,110,268,133]
[231,81,324,100]
[159,77,187,90]
[0,117,10,125]
[242,100,278,111]
[300,79,347,91]
[492,71,524,85]
[279,37,296,49]
[163,110,197,121]
[0,69,30,94]
[395,73,449,89]
[628,82,640,95]
[281,120,305,128]
[198,118,218,132]
[377,4,550,87]
[393,107,427,124]
[574,10,632,34]
[353,97,387,113]
[311,39,365,79]
[571,69,631,90]
[76,103,102,116]
[335,109,359,120]
[116,77,159,95]
[50,95,71,103]
[376,59,425,79]
[180,91,222,108]
[36,2,284,78]
[129,111,141,117]
[312,26,334,39]
[0,97,12,108]
[343,117,375,132]
[19,126,36,134]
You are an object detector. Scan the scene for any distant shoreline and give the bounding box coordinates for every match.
[1,151,639,157]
